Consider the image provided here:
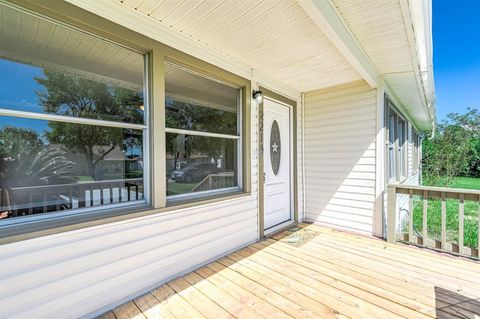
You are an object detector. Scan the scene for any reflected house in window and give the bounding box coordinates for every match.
[58,145,143,180]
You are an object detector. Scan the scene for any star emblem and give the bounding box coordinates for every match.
[272,142,279,152]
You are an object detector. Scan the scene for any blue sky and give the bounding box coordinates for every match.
[433,1,480,122]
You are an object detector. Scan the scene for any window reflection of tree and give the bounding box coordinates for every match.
[0,69,144,218]
[165,98,237,172]
[36,70,144,180]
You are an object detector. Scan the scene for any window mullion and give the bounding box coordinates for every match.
[151,50,166,208]
[164,127,240,140]
[0,108,147,130]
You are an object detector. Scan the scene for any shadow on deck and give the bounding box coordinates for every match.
[99,224,480,319]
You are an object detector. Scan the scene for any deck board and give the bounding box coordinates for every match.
[103,224,480,319]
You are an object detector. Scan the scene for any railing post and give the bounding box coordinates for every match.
[387,185,397,243]
[459,193,464,254]
[477,194,480,257]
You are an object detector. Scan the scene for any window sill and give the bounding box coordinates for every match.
[0,191,251,245]
[167,187,244,206]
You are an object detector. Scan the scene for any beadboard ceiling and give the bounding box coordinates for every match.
[332,0,432,129]
[117,0,362,92]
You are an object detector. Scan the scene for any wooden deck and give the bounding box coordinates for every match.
[100,224,480,319]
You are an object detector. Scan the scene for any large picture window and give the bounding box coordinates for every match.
[165,63,241,201]
[0,4,147,221]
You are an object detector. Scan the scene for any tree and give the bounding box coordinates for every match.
[165,98,237,171]
[446,108,480,177]
[422,107,480,186]
[0,126,76,186]
[35,70,144,180]
[0,126,76,218]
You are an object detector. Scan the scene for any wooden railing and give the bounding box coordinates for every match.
[387,184,480,258]
[0,178,143,219]
[192,172,235,192]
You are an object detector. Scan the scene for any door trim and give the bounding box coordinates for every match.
[258,86,298,240]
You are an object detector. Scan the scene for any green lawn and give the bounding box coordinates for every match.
[450,176,480,190]
[167,182,198,196]
[409,176,479,248]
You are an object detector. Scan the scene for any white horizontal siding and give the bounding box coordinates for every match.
[0,100,261,319]
[304,81,377,234]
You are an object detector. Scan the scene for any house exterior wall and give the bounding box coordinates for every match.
[0,84,303,319]
[0,1,434,318]
[303,81,377,234]
[0,102,263,319]
[0,4,308,318]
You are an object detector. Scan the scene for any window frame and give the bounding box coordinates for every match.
[163,62,245,205]
[0,1,252,244]
[386,95,411,183]
[0,6,151,227]
[397,117,407,179]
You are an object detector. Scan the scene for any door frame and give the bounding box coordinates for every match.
[258,86,298,239]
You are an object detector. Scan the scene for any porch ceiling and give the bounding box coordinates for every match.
[331,0,435,130]
[116,0,362,93]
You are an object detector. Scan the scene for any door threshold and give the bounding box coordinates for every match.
[264,220,296,238]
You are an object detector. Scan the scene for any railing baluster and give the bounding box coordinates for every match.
[459,193,464,255]
[422,190,428,247]
[43,189,48,213]
[89,185,94,207]
[109,185,113,204]
[441,192,446,250]
[100,185,104,206]
[478,194,480,257]
[119,185,123,202]
[78,185,86,208]
[135,184,139,200]
[69,187,73,209]
[408,189,413,243]
[55,188,60,211]
[127,183,131,201]
[28,192,33,215]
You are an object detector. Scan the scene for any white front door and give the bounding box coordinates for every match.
[263,98,292,230]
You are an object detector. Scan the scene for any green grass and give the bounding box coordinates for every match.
[450,176,480,190]
[409,177,479,248]
[77,176,94,181]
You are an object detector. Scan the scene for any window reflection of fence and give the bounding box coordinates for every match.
[193,172,234,192]
[0,178,143,219]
